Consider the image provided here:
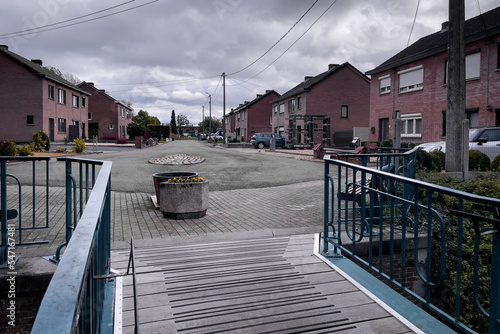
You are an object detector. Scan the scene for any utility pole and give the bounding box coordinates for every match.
[446,0,466,173]
[222,72,226,144]
[207,93,212,140]
[202,105,204,136]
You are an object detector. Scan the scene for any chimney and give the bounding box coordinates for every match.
[265,90,271,93]
[304,76,313,82]
[0,45,8,51]
[328,64,339,70]
[441,21,449,31]
[256,94,262,98]
[87,82,94,86]
[31,59,43,66]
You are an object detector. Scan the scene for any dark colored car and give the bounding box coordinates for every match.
[250,133,286,149]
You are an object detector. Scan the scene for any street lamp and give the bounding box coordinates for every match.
[206,93,212,140]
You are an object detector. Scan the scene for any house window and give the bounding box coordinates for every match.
[274,105,278,114]
[379,75,391,94]
[237,112,240,122]
[58,118,66,133]
[121,108,125,118]
[27,115,34,125]
[109,124,114,130]
[88,112,92,120]
[72,94,79,107]
[444,51,481,83]
[497,43,500,69]
[82,97,86,108]
[465,52,480,80]
[398,66,423,93]
[48,85,54,99]
[401,113,422,138]
[58,89,66,104]
[279,103,284,114]
[341,105,348,118]
[288,99,295,113]
[297,97,302,109]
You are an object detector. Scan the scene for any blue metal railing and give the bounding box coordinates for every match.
[323,155,500,333]
[51,157,101,264]
[32,158,113,334]
[1,156,51,267]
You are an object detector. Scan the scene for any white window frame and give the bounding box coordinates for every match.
[401,113,422,138]
[341,105,348,118]
[72,94,79,108]
[58,88,66,104]
[88,112,92,120]
[274,105,278,114]
[379,75,391,94]
[58,118,66,133]
[297,96,302,109]
[279,103,285,114]
[288,99,295,113]
[398,65,423,93]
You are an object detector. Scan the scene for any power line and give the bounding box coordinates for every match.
[236,0,338,84]
[228,0,319,76]
[0,0,159,39]
[406,0,420,47]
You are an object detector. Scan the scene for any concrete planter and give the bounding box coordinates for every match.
[159,181,209,219]
[153,172,198,200]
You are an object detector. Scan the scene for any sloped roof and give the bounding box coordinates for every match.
[78,81,133,110]
[0,45,90,95]
[231,89,280,114]
[270,62,369,104]
[366,6,500,75]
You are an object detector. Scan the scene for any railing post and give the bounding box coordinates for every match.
[323,159,330,255]
[1,160,7,266]
[489,226,500,333]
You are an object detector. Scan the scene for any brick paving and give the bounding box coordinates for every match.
[10,179,324,251]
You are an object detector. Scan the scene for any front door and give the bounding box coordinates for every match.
[379,118,390,141]
[48,118,54,141]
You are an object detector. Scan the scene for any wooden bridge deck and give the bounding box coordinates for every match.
[111,234,416,334]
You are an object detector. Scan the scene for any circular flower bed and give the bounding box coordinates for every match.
[149,153,205,165]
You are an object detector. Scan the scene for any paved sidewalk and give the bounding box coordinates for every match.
[11,179,324,253]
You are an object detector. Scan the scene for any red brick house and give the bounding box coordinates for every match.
[366,6,500,145]
[78,82,133,140]
[270,63,370,147]
[0,45,91,142]
[226,90,280,142]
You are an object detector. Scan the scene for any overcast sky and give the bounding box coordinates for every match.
[1,0,498,125]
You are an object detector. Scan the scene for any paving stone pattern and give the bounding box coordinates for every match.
[10,180,324,249]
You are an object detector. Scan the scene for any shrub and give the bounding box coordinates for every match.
[429,151,445,171]
[72,138,86,153]
[468,150,490,171]
[55,147,67,153]
[31,130,50,152]
[491,155,500,172]
[117,138,128,144]
[17,145,33,156]
[380,139,392,147]
[416,148,432,172]
[0,140,17,156]
[427,173,500,332]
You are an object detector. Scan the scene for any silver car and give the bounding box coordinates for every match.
[416,127,500,161]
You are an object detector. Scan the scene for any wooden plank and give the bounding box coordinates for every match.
[114,235,415,333]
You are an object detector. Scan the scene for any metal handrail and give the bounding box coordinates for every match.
[32,158,112,333]
[323,156,500,333]
[1,156,51,267]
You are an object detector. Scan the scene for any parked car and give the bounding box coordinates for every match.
[250,133,286,149]
[416,127,500,161]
